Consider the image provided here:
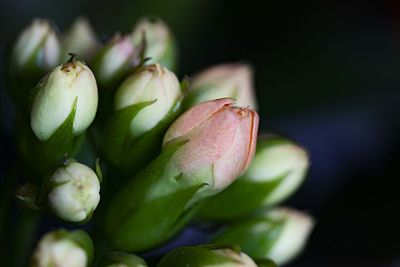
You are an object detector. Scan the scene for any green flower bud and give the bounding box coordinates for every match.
[102,63,182,173]
[12,18,60,73]
[31,59,98,141]
[184,63,257,110]
[104,98,259,252]
[115,63,181,137]
[213,207,315,266]
[31,229,93,267]
[100,252,147,267]
[93,34,136,88]
[9,19,60,106]
[47,160,100,222]
[200,135,309,220]
[158,245,259,267]
[131,17,177,70]
[61,17,100,62]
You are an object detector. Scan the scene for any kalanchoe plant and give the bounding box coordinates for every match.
[131,17,177,71]
[9,18,60,108]
[184,63,257,110]
[61,17,100,62]
[18,56,98,176]
[31,229,94,267]
[46,159,101,223]
[157,244,271,267]
[102,63,183,174]
[104,98,259,252]
[213,207,315,266]
[93,34,137,89]
[200,135,309,220]
[100,252,148,267]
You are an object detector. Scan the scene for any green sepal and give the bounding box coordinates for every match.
[17,99,84,179]
[212,215,285,261]
[104,140,208,252]
[102,96,182,176]
[99,252,147,267]
[95,158,103,183]
[157,245,244,267]
[199,173,286,221]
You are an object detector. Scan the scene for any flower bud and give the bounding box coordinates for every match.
[61,17,100,62]
[104,98,258,252]
[163,98,258,192]
[100,252,147,267]
[9,19,60,106]
[11,18,60,73]
[200,135,309,220]
[184,63,257,110]
[213,207,315,266]
[93,34,136,88]
[114,63,181,137]
[157,245,259,267]
[31,229,93,267]
[131,17,177,70]
[30,59,98,141]
[47,160,100,222]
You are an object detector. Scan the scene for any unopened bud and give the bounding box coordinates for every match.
[93,34,136,88]
[11,18,60,73]
[157,245,259,267]
[131,17,177,70]
[30,59,98,141]
[114,63,181,137]
[31,229,93,267]
[200,135,309,220]
[61,17,100,62]
[47,160,100,222]
[184,63,257,109]
[213,207,315,266]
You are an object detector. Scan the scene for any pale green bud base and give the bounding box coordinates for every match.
[17,99,85,179]
[104,140,211,252]
[101,97,182,177]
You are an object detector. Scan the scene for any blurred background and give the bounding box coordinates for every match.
[1,0,400,266]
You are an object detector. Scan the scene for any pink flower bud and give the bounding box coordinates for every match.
[163,98,259,190]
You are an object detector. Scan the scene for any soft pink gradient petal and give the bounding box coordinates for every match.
[172,105,240,172]
[213,108,259,189]
[163,98,234,145]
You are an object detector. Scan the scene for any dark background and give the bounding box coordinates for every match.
[1,0,400,266]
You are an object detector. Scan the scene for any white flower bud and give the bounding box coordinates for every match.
[245,138,309,206]
[12,18,60,71]
[266,208,315,265]
[186,63,257,109]
[61,17,100,62]
[114,63,181,137]
[32,230,88,267]
[131,17,177,69]
[31,60,98,141]
[213,249,258,267]
[48,161,100,222]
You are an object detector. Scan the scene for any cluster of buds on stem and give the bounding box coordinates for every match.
[104,98,258,252]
